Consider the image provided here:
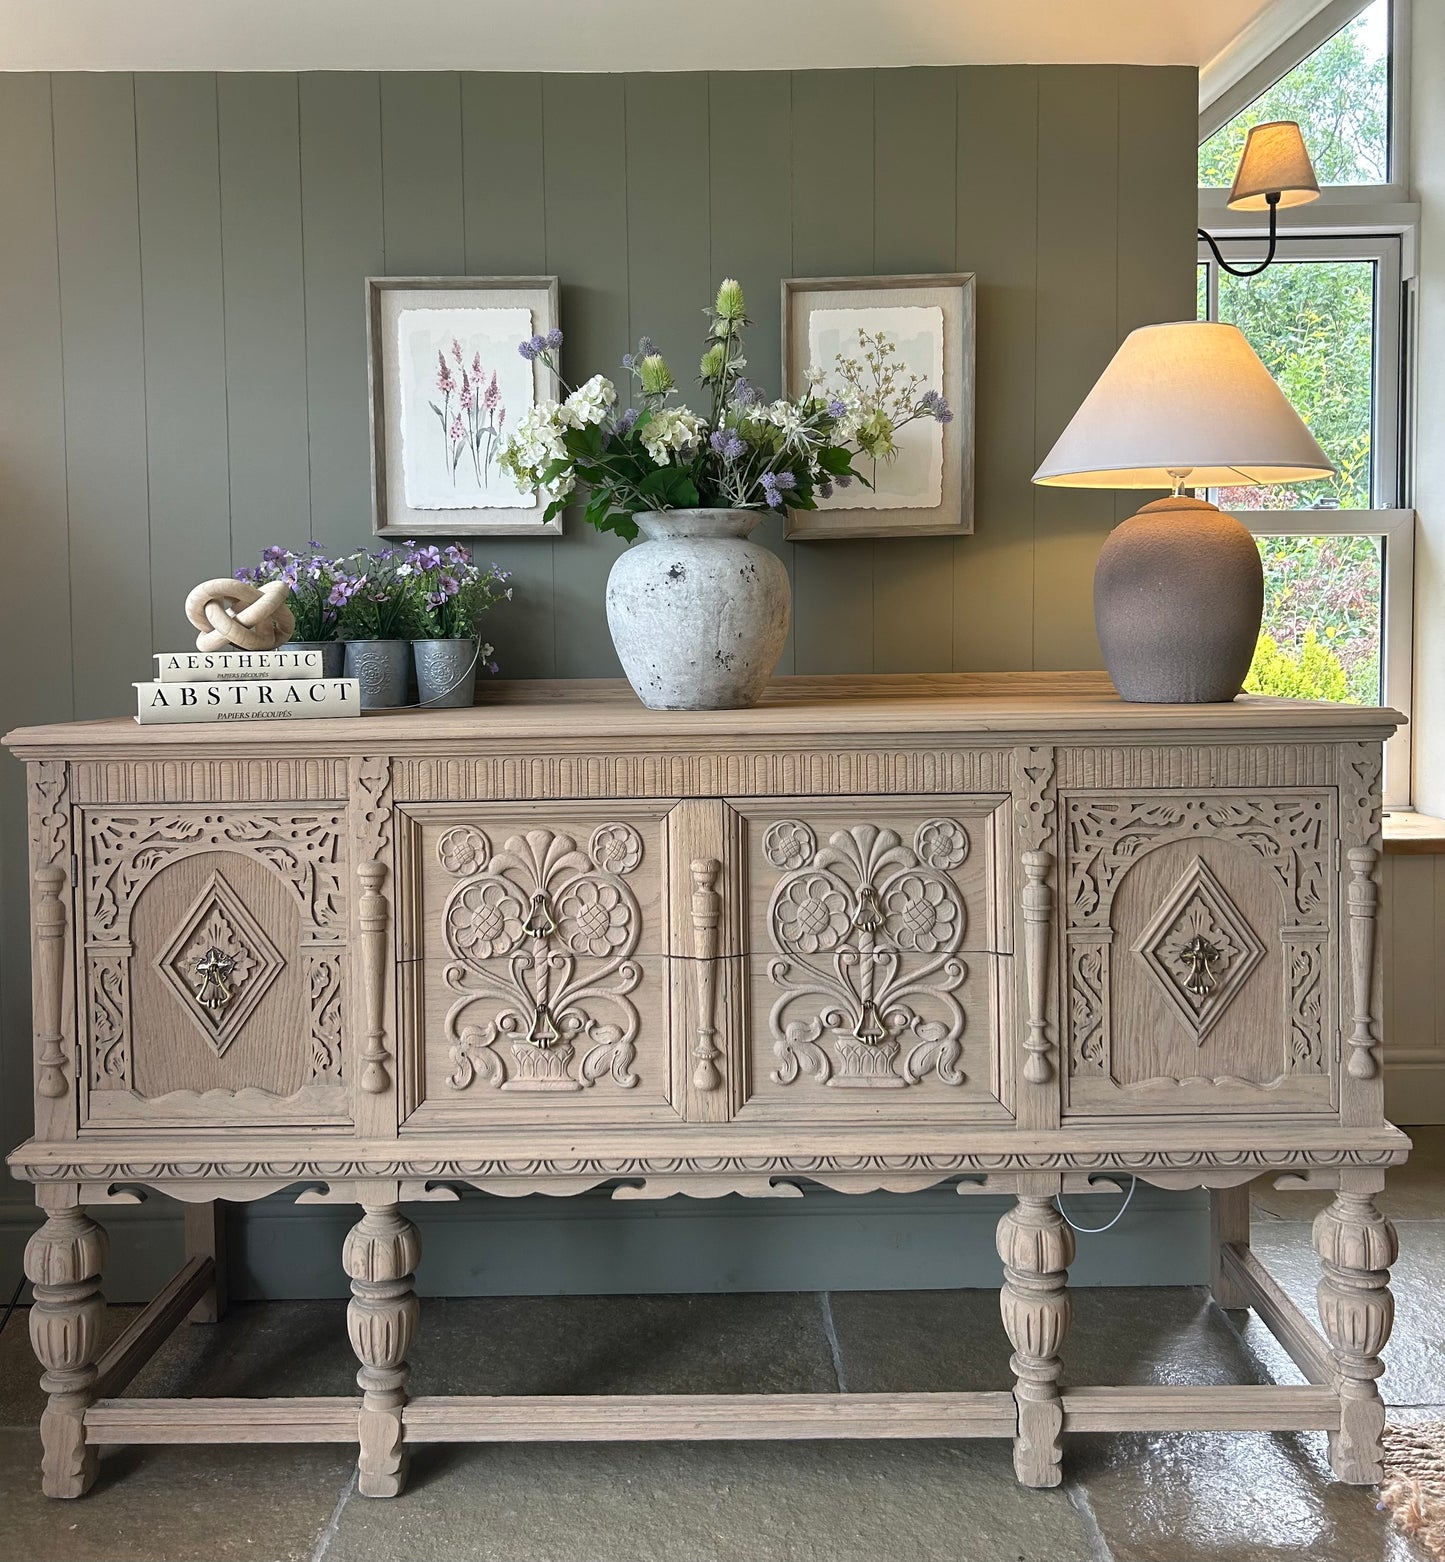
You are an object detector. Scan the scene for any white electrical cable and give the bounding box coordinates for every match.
[1055,1174,1137,1234]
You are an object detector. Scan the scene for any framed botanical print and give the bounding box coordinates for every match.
[367,275,560,538]
[781,273,975,541]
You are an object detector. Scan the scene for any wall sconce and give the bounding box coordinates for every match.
[1197,120,1320,278]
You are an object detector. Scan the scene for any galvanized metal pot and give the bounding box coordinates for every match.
[285,641,345,678]
[605,509,790,711]
[343,638,410,709]
[413,638,478,709]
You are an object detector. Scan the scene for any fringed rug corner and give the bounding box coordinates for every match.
[1382,1421,1445,1559]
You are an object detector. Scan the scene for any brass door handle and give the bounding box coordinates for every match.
[194,947,237,1011]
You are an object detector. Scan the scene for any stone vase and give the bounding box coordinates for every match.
[605,509,790,711]
[344,638,410,709]
[413,638,478,709]
[286,641,345,679]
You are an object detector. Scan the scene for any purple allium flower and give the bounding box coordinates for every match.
[835,474,853,490]
[617,407,640,434]
[933,401,954,424]
[919,389,939,410]
[732,377,761,409]
[760,470,795,509]
[818,480,834,499]
[827,398,847,420]
[621,354,634,370]
[709,429,746,462]
[518,337,540,362]
[545,327,563,350]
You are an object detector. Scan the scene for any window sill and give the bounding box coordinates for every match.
[1383,813,1445,856]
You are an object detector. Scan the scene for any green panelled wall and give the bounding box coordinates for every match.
[0,66,1200,1294]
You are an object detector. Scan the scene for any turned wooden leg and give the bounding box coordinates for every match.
[343,1203,420,1498]
[1209,1183,1252,1310]
[1314,1187,1397,1484]
[183,1201,229,1324]
[24,1208,108,1499]
[997,1194,1074,1488]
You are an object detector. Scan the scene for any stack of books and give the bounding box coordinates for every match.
[134,649,361,725]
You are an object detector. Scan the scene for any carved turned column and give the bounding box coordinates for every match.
[343,1203,420,1498]
[997,1194,1074,1488]
[25,1208,108,1498]
[1313,1187,1397,1482]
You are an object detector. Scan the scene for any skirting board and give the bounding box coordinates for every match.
[0,1185,1207,1304]
[1385,1059,1445,1126]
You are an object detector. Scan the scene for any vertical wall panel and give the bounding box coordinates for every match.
[380,73,465,275]
[136,73,231,649]
[219,75,310,572]
[460,73,554,676]
[543,74,631,679]
[872,67,957,673]
[0,73,71,1177]
[300,72,384,556]
[709,72,796,673]
[790,70,876,675]
[953,66,1039,672]
[52,74,152,719]
[1032,67,1120,670]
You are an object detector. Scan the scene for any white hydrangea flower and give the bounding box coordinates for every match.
[762,400,803,437]
[804,366,825,387]
[559,374,617,429]
[641,407,705,466]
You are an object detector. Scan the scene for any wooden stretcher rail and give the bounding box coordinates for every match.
[86,1396,363,1444]
[1061,1384,1341,1433]
[1218,1240,1333,1385]
[92,1257,215,1400]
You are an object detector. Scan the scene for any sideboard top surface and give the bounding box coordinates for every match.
[2,673,1406,758]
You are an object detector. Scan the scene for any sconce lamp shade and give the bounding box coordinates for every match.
[1226,120,1320,210]
[1032,321,1333,491]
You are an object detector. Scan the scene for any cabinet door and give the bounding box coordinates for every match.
[1061,790,1337,1115]
[725,797,1014,1125]
[77,808,350,1130]
[396,801,680,1128]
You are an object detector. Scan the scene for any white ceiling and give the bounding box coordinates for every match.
[0,0,1285,73]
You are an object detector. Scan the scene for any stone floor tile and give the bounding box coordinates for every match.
[325,1438,1092,1562]
[822,1288,1010,1392]
[0,1428,352,1562]
[1070,1427,1425,1562]
[409,1292,839,1397]
[1252,1125,1445,1223]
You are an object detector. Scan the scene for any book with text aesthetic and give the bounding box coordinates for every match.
[154,648,325,682]
[135,678,360,724]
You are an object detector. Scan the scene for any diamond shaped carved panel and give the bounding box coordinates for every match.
[154,871,285,1057]
[1132,857,1265,1044]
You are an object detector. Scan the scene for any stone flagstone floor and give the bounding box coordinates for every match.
[1,1128,1442,1562]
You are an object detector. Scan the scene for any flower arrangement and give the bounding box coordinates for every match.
[497,280,951,540]
[236,543,349,642]
[400,544,511,648]
[324,548,415,642]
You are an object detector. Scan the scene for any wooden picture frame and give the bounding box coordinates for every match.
[781,274,975,541]
[367,275,560,538]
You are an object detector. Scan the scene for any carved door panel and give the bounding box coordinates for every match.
[725,797,1014,1124]
[1061,791,1338,1115]
[397,802,679,1128]
[76,808,350,1130]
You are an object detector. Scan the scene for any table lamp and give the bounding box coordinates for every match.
[1032,320,1333,703]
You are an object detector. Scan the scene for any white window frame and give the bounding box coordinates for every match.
[1199,234,1413,804]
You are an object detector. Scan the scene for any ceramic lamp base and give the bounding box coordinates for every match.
[1093,494,1263,703]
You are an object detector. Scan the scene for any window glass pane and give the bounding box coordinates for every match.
[1196,262,1208,322]
[1199,0,1389,187]
[1245,534,1382,704]
[1216,259,1375,510]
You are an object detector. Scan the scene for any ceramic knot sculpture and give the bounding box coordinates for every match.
[185,578,296,653]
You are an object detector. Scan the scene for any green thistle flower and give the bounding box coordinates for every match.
[638,353,675,397]
[714,278,746,321]
[699,343,727,382]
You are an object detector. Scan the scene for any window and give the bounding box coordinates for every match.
[1198,0,1415,806]
[1200,0,1391,189]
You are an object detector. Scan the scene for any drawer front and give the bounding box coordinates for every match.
[397,802,678,1127]
[76,807,350,1130]
[1061,790,1338,1116]
[725,796,1013,1124]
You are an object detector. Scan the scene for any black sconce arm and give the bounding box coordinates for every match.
[1197,190,1282,279]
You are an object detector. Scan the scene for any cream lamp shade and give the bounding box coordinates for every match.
[1227,120,1320,211]
[1032,320,1333,491]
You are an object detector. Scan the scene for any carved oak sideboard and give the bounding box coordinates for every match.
[4,673,1409,1498]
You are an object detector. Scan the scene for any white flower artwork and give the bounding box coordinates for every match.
[397,306,537,511]
[808,305,945,511]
